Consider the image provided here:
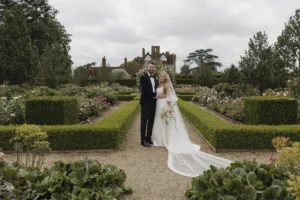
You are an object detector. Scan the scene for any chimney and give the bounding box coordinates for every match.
[124,57,127,67]
[142,48,145,63]
[102,56,106,67]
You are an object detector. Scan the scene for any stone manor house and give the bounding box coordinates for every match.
[87,46,176,77]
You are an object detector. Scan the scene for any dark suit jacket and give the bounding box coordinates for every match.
[139,73,158,106]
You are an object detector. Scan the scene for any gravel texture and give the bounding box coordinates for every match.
[4,105,274,200]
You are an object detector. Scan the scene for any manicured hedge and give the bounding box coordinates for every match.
[0,100,140,150]
[25,96,79,125]
[244,96,298,125]
[178,100,300,150]
[176,92,196,95]
[176,79,194,84]
[177,95,194,101]
[119,95,136,101]
[118,91,134,95]
[115,79,136,87]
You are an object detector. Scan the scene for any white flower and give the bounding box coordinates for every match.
[10,113,15,117]
[13,96,19,100]
[1,97,6,100]
[5,185,14,191]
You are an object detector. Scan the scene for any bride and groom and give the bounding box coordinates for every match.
[140,62,231,177]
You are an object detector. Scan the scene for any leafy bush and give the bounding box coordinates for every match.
[57,84,87,97]
[0,95,25,125]
[0,159,132,199]
[116,79,137,87]
[176,79,193,84]
[85,86,118,104]
[78,96,109,122]
[185,161,294,200]
[25,96,79,125]
[10,124,50,168]
[111,69,131,80]
[244,96,298,125]
[0,85,29,100]
[28,86,58,97]
[213,83,244,99]
[110,82,138,92]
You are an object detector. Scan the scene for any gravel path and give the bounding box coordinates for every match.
[4,109,273,200]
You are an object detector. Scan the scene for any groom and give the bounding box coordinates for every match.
[139,62,158,147]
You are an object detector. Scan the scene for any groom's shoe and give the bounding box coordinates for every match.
[141,141,151,147]
[146,139,153,145]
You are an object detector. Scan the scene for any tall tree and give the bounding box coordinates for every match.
[36,45,72,88]
[275,9,300,77]
[193,64,215,88]
[0,5,36,84]
[73,66,90,87]
[180,64,191,75]
[223,64,241,84]
[184,49,222,71]
[239,31,287,93]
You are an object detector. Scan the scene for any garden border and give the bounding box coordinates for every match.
[0,98,140,151]
[178,99,300,152]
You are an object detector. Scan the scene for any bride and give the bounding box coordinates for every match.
[153,71,231,177]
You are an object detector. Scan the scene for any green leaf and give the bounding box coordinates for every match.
[223,179,234,191]
[246,172,257,186]
[244,186,256,200]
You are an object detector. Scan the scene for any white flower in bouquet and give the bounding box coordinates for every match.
[161,105,175,125]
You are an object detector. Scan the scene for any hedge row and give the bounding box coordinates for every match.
[115,79,136,87]
[177,95,194,101]
[244,96,298,125]
[176,92,196,95]
[0,100,140,150]
[118,91,134,95]
[119,95,136,101]
[176,79,194,84]
[178,100,300,150]
[25,96,79,125]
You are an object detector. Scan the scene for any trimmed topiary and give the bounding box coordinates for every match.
[25,96,79,125]
[244,96,298,125]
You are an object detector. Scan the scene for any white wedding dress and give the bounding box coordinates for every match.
[153,87,232,177]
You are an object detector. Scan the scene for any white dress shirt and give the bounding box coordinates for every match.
[148,73,155,93]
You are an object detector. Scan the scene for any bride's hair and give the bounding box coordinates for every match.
[159,71,170,94]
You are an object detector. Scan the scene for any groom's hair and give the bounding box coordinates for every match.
[149,61,155,65]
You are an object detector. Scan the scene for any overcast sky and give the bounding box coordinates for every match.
[50,0,299,72]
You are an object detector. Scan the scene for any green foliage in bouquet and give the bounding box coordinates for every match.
[0,159,132,199]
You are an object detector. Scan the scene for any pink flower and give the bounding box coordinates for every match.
[0,152,5,160]
[5,185,14,191]
[269,155,276,162]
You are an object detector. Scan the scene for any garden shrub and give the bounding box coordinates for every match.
[119,95,136,101]
[176,79,193,85]
[116,79,137,87]
[185,161,294,200]
[1,100,140,150]
[178,100,300,150]
[0,159,132,199]
[111,69,131,80]
[25,96,79,125]
[244,96,298,125]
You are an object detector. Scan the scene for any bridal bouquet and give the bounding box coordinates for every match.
[161,105,176,125]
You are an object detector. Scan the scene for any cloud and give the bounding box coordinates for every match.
[49,0,300,71]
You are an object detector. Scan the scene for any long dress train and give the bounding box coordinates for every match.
[153,87,231,177]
